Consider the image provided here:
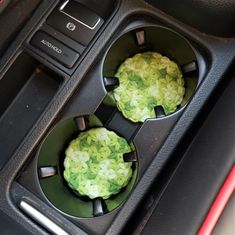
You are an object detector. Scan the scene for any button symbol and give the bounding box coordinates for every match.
[66,22,76,31]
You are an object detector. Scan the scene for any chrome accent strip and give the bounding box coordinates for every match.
[19,201,69,235]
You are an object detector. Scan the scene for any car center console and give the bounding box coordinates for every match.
[0,0,235,234]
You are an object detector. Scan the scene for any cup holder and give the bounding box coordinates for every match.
[103,26,199,122]
[37,115,137,218]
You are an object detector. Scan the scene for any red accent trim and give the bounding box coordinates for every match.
[197,165,235,235]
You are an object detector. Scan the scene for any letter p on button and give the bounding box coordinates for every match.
[66,22,76,31]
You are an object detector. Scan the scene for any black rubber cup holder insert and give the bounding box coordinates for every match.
[37,115,137,218]
[103,26,199,123]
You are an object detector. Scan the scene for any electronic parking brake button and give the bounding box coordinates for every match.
[47,0,104,46]
[31,31,79,68]
[59,0,101,29]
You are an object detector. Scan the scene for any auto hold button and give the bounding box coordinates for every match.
[31,31,79,68]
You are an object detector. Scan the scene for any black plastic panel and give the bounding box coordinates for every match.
[0,211,31,235]
[0,53,38,115]
[141,69,235,235]
[0,53,62,170]
[146,0,235,37]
